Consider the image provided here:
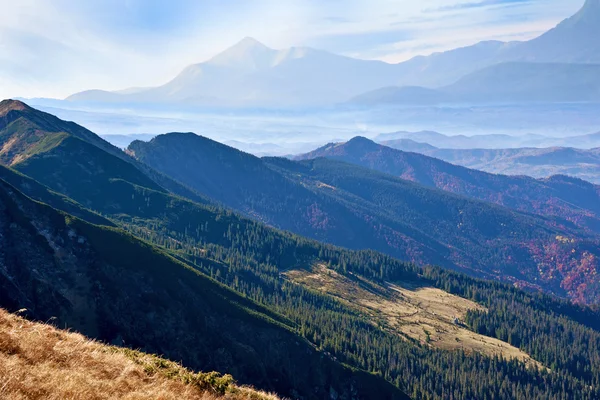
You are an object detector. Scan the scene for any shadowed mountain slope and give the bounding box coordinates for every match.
[0,177,406,400]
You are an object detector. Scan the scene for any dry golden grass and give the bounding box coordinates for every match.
[0,308,279,400]
[286,264,543,369]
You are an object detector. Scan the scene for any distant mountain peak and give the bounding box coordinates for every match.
[221,36,272,54]
[149,131,198,142]
[0,99,30,116]
[236,36,269,49]
[129,132,234,156]
[208,37,275,68]
[296,136,382,160]
[346,136,377,147]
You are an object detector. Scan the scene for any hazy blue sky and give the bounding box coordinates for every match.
[0,0,584,99]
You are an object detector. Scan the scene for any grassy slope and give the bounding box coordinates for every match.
[13,135,164,207]
[0,307,279,400]
[0,100,210,205]
[0,164,111,226]
[285,264,542,368]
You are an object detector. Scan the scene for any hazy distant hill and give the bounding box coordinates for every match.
[445,62,600,102]
[382,141,600,184]
[100,133,157,149]
[376,130,600,150]
[566,131,600,148]
[375,131,542,149]
[350,62,600,105]
[67,37,404,106]
[349,86,453,105]
[500,0,600,64]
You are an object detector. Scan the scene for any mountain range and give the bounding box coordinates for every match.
[129,130,600,303]
[5,99,600,303]
[297,136,600,231]
[67,37,403,107]
[374,130,600,150]
[380,0,600,88]
[2,99,600,398]
[3,3,600,398]
[65,0,600,107]
[381,139,600,184]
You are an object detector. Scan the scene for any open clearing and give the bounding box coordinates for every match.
[285,264,542,369]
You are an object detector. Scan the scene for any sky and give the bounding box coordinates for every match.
[0,0,584,100]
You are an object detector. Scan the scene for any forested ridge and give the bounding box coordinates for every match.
[130,132,600,303]
[0,177,407,399]
[296,136,600,234]
[112,181,600,399]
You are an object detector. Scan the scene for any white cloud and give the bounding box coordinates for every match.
[0,0,585,99]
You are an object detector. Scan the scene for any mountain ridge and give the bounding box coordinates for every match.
[129,131,600,303]
[0,99,210,205]
[67,38,403,106]
[297,136,600,233]
[5,102,600,304]
[381,139,600,184]
[375,129,600,150]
